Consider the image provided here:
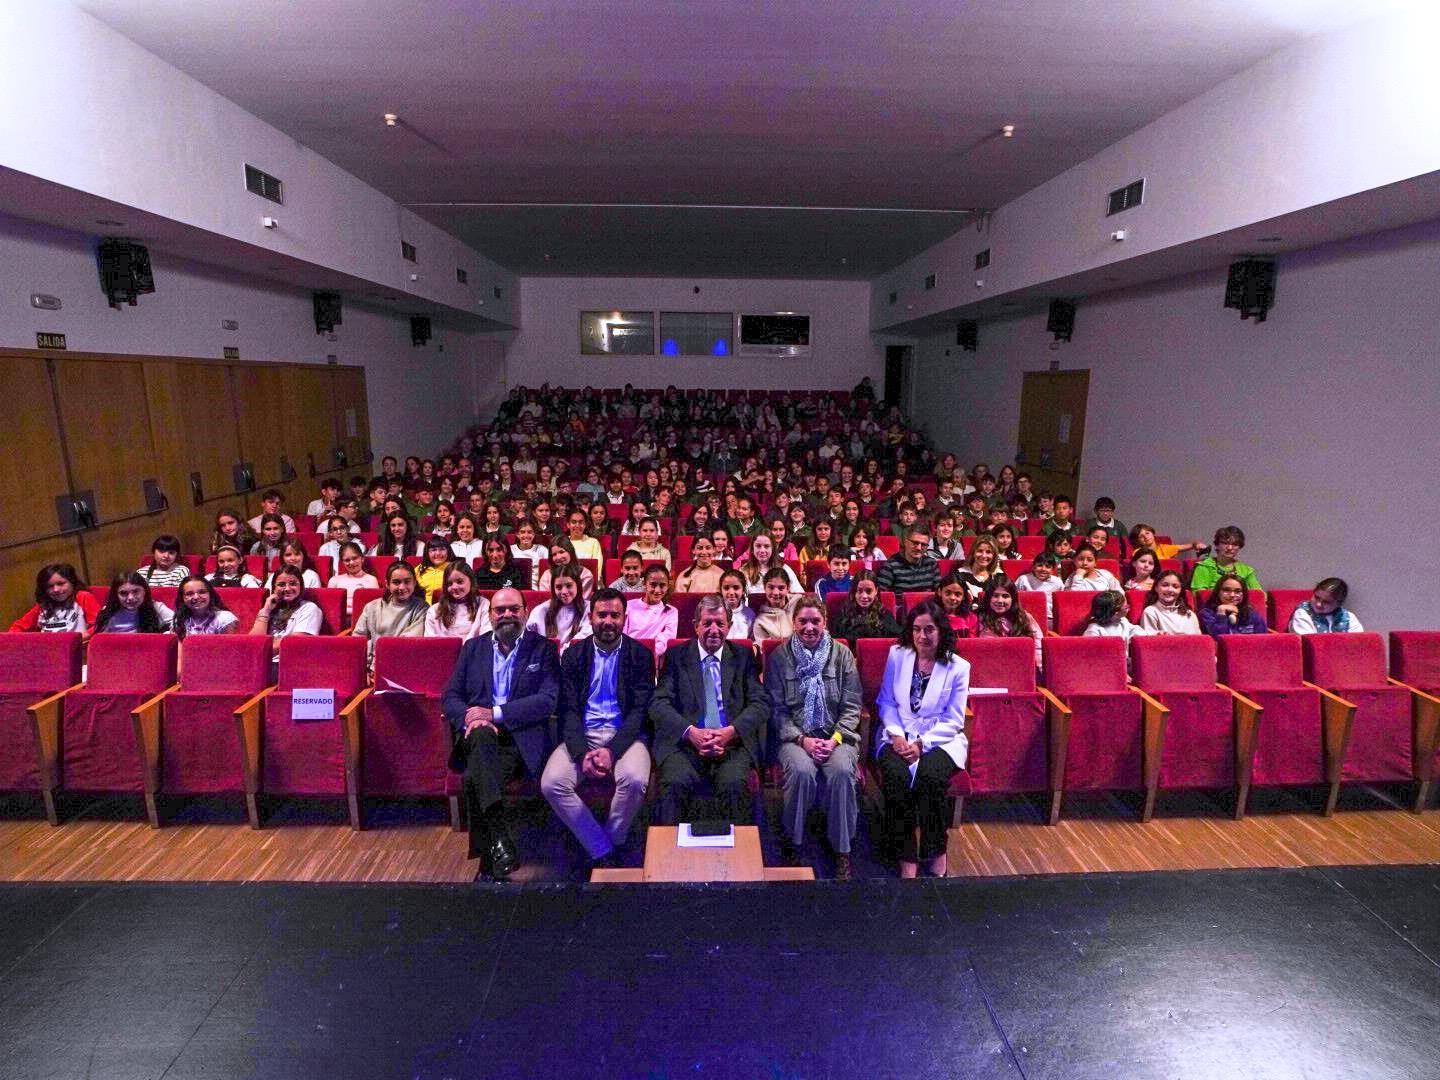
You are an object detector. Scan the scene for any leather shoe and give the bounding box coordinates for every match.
[487,831,520,880]
[834,853,853,882]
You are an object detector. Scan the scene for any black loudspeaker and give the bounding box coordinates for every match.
[1046,299,1076,342]
[96,239,155,308]
[1223,259,1277,322]
[313,292,342,334]
[957,320,978,352]
[410,316,432,346]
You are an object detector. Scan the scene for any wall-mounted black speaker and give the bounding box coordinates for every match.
[957,320,978,352]
[96,239,155,308]
[1223,259,1277,322]
[410,316,432,346]
[313,292,342,334]
[1046,299,1076,342]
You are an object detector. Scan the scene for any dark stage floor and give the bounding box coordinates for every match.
[0,866,1435,1079]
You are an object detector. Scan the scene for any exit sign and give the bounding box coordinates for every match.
[36,332,67,350]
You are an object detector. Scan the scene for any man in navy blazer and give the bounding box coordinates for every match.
[442,587,559,879]
[649,594,770,825]
[541,588,656,866]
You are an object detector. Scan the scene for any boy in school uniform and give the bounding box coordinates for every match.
[814,549,854,600]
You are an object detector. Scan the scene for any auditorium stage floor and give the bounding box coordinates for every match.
[0,785,1434,884]
[0,866,1435,1079]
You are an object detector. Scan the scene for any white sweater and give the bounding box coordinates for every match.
[1139,604,1201,635]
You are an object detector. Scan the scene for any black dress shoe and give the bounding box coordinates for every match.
[487,832,520,880]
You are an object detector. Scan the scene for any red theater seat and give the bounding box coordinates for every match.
[1017,590,1052,632]
[235,635,369,828]
[1389,632,1440,810]
[1053,591,1095,636]
[1042,636,1168,821]
[0,634,83,818]
[1268,589,1312,633]
[955,638,1064,824]
[31,634,178,823]
[1132,635,1261,818]
[1218,635,1354,815]
[130,635,272,826]
[1302,634,1414,796]
[360,637,463,828]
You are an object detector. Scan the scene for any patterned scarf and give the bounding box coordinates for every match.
[790,631,834,736]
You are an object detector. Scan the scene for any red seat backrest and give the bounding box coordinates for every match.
[215,587,265,630]
[1390,631,1440,690]
[304,588,346,634]
[368,555,397,581]
[298,533,323,558]
[178,635,272,693]
[312,556,334,582]
[350,588,386,622]
[954,638,1036,693]
[276,635,367,696]
[670,592,704,633]
[761,637,784,665]
[1096,559,1120,578]
[1125,589,1149,623]
[1267,589,1311,633]
[675,536,695,563]
[0,633,83,692]
[902,591,933,614]
[522,589,550,614]
[1217,635,1304,689]
[373,636,463,695]
[936,559,960,578]
[1054,591,1096,636]
[855,639,892,707]
[1017,590,1050,630]
[86,634,178,693]
[1016,536,1046,557]
[1302,633,1388,688]
[875,536,900,556]
[1001,559,1029,580]
[1043,637,1127,694]
[1132,635,1217,692]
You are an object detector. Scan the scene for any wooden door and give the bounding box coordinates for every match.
[1016,370,1090,498]
[331,366,371,474]
[231,364,296,494]
[0,356,68,546]
[51,356,158,523]
[287,366,339,481]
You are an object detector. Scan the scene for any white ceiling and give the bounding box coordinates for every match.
[78,0,1369,278]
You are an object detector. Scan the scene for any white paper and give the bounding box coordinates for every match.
[967,686,1009,698]
[676,823,735,848]
[291,688,335,721]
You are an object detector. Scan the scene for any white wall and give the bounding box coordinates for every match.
[872,7,1440,330]
[0,212,485,461]
[0,4,517,324]
[505,277,882,390]
[908,217,1440,629]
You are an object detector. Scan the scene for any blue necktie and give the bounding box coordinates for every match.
[702,654,726,729]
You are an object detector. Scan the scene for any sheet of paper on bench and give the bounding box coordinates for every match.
[676,823,735,848]
[968,686,1009,697]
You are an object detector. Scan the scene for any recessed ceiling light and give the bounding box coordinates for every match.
[1001,124,1016,138]
[383,113,398,127]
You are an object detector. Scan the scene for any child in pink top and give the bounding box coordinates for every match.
[623,566,679,655]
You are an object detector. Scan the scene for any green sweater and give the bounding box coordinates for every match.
[1188,558,1261,592]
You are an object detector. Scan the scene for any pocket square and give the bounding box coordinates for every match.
[525,662,540,672]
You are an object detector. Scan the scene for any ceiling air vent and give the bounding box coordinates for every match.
[244,164,283,204]
[974,249,990,270]
[1107,179,1144,216]
[401,241,417,262]
[923,273,937,291]
[456,267,468,284]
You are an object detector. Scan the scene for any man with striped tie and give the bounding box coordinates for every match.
[649,593,770,825]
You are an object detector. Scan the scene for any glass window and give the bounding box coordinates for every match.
[580,310,654,355]
[658,312,733,357]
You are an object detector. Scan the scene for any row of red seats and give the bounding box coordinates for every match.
[2,631,1435,833]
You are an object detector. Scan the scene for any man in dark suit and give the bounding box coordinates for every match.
[442,587,559,879]
[649,593,770,825]
[541,588,656,866]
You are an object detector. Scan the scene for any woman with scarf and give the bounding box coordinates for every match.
[764,594,863,880]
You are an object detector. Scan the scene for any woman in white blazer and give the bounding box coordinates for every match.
[874,596,970,879]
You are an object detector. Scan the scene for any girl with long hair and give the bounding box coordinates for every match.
[96,572,173,633]
[425,561,490,639]
[173,576,237,638]
[526,563,591,650]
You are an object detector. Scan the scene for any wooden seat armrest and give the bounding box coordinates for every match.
[1390,678,1440,783]
[1217,682,1262,818]
[339,687,372,830]
[1303,681,1356,786]
[232,686,275,795]
[1037,687,1072,825]
[1127,686,1170,821]
[27,683,84,789]
[130,684,180,794]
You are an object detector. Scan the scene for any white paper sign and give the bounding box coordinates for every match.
[291,688,335,721]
